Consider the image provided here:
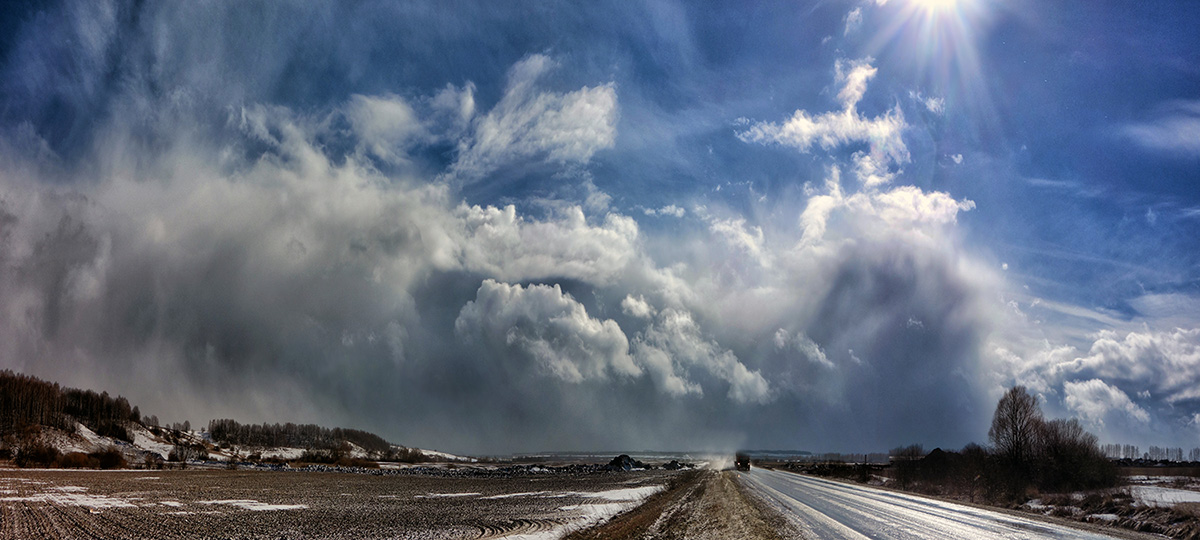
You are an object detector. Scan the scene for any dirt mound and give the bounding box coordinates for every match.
[607,454,648,471]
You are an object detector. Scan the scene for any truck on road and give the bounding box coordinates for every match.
[735,453,751,471]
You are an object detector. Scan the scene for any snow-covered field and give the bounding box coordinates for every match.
[0,467,674,539]
[1130,485,1200,507]
[492,484,663,540]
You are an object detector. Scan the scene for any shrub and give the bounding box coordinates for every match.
[15,442,60,468]
[57,452,94,468]
[90,447,127,469]
[297,449,334,464]
[1175,502,1200,519]
[392,447,429,463]
[142,453,165,469]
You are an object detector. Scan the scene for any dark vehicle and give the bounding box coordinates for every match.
[735,452,751,471]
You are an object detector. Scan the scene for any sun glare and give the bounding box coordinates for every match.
[912,0,959,12]
[867,0,996,126]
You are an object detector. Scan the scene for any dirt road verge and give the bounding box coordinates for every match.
[566,469,798,540]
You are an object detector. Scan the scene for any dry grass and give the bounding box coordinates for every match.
[566,470,794,540]
[1176,503,1200,519]
[1121,467,1200,478]
[564,470,702,540]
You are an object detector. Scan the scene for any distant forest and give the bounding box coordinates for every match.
[207,419,391,454]
[0,370,394,455]
[0,370,140,442]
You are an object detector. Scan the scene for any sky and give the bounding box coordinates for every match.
[0,0,1197,456]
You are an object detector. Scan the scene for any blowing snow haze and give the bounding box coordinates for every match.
[0,1,1198,456]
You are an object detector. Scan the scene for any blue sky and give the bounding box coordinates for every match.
[0,0,1197,455]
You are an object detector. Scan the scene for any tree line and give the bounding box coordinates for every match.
[805,386,1120,502]
[905,386,1117,499]
[1100,444,1200,463]
[0,370,139,442]
[207,419,392,454]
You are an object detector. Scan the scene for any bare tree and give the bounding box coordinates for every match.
[989,386,1043,468]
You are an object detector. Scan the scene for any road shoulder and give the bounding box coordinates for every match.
[566,469,798,540]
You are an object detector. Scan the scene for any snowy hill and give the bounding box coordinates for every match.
[0,370,472,468]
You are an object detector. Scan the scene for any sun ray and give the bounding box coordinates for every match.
[864,0,1000,135]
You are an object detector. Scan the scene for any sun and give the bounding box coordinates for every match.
[864,0,998,126]
[911,0,959,11]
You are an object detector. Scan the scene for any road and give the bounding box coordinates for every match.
[739,468,1127,539]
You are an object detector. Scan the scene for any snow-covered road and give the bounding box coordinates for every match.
[740,468,1126,539]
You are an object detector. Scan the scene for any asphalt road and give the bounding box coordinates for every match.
[739,468,1126,539]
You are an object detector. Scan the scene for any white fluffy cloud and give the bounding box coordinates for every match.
[987,302,1200,442]
[455,280,640,383]
[621,294,656,319]
[795,168,975,248]
[774,329,833,369]
[642,204,685,218]
[632,307,771,404]
[737,58,909,171]
[449,54,618,181]
[1058,328,1200,403]
[450,204,639,285]
[709,217,769,268]
[1064,378,1150,426]
[346,94,427,163]
[844,7,864,35]
[868,185,977,226]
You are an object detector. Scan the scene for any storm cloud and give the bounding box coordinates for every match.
[1,0,1197,455]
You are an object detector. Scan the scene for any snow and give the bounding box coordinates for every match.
[583,486,662,501]
[417,448,477,462]
[1024,499,1050,512]
[0,488,138,509]
[35,424,99,454]
[1131,486,1200,507]
[345,442,370,459]
[160,501,184,507]
[560,502,630,523]
[50,486,87,492]
[199,499,308,511]
[1127,475,1189,484]
[481,491,551,499]
[1088,513,1120,521]
[131,425,175,458]
[414,492,481,498]
[500,484,664,540]
[258,447,306,460]
[74,423,106,447]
